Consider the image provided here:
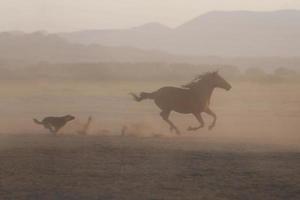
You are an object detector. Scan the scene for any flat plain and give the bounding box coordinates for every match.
[0,80,299,199]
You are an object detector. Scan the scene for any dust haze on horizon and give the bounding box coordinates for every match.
[1,0,300,32]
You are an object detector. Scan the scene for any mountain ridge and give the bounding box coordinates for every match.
[59,10,300,57]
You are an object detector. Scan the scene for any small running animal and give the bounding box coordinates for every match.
[33,115,75,134]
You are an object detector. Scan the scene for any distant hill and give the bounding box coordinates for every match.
[59,22,172,53]
[0,31,184,64]
[1,31,300,72]
[60,10,300,57]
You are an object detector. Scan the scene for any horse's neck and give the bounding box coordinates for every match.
[192,84,215,103]
[205,87,214,105]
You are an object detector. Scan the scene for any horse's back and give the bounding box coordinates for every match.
[156,87,190,97]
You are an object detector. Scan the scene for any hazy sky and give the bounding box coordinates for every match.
[1,0,299,32]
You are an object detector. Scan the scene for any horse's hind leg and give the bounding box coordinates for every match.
[160,110,180,134]
[204,108,217,130]
[188,113,204,131]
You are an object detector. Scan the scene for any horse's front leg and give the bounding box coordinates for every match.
[204,107,217,130]
[188,112,204,131]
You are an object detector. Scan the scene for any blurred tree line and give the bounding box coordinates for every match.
[0,62,299,83]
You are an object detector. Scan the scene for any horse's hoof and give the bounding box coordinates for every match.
[188,126,204,131]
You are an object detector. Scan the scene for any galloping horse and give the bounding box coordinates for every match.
[130,71,231,134]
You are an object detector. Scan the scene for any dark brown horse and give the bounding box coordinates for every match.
[130,71,231,134]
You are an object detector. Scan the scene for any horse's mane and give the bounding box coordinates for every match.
[182,72,215,89]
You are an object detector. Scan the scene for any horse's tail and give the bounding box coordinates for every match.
[33,118,43,125]
[129,92,156,102]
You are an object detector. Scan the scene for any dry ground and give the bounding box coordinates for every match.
[0,81,299,199]
[0,134,299,200]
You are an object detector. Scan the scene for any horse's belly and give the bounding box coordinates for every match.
[154,89,197,113]
[173,107,194,114]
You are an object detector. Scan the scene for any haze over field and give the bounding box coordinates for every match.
[0,2,299,150]
[0,1,300,199]
[0,4,299,139]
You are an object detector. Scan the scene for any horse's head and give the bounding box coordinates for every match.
[209,71,232,91]
[183,71,232,91]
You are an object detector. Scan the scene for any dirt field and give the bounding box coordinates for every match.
[0,80,299,199]
[0,134,299,200]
